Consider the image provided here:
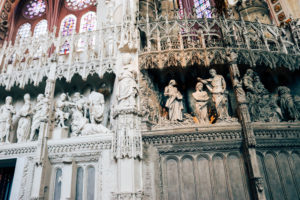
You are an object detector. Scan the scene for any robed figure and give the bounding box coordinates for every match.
[164,80,183,122]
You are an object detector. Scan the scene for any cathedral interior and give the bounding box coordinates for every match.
[0,0,299,199]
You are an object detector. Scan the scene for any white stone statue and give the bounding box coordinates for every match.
[30,94,49,141]
[199,69,230,122]
[72,92,87,117]
[116,54,138,110]
[55,93,74,128]
[164,80,184,122]
[192,82,209,124]
[89,91,105,124]
[0,96,16,143]
[71,92,110,136]
[16,94,32,143]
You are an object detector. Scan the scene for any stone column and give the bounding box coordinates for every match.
[227,50,266,200]
[30,57,57,200]
[112,52,143,200]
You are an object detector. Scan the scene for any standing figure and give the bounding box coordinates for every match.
[16,94,32,142]
[72,92,87,117]
[192,82,209,124]
[55,93,73,128]
[164,80,184,122]
[277,86,300,121]
[89,91,105,124]
[116,54,138,110]
[199,69,230,122]
[0,96,16,143]
[30,94,49,141]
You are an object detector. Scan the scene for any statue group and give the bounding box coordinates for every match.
[54,91,110,137]
[164,69,233,124]
[163,68,300,125]
[242,69,300,122]
[0,91,109,144]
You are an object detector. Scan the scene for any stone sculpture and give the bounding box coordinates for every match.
[89,91,105,124]
[55,93,73,128]
[30,94,49,141]
[164,80,184,122]
[243,69,281,122]
[116,54,138,110]
[16,94,32,143]
[71,91,110,136]
[198,69,230,122]
[0,96,16,143]
[277,86,300,121]
[192,82,209,124]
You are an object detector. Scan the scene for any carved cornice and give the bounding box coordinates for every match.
[0,142,37,158]
[253,122,300,139]
[142,124,243,145]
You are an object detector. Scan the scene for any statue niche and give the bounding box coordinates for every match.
[192,82,209,124]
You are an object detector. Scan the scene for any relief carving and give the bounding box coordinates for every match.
[16,94,32,143]
[0,96,15,143]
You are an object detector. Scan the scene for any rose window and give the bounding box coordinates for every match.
[23,0,46,19]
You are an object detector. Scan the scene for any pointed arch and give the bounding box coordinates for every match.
[34,19,48,37]
[60,14,77,36]
[16,23,31,40]
[80,11,97,33]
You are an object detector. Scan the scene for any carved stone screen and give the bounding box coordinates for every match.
[162,152,251,200]
[257,151,300,200]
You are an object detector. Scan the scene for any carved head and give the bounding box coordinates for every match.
[196,82,204,91]
[73,92,81,99]
[209,69,217,77]
[37,94,44,102]
[277,86,290,96]
[122,53,132,65]
[5,96,12,105]
[24,93,30,102]
[246,69,254,77]
[60,93,67,101]
[169,79,176,86]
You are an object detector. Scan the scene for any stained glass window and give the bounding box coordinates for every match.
[194,0,212,18]
[60,15,77,37]
[78,12,96,51]
[16,23,31,40]
[34,19,48,37]
[60,15,77,54]
[23,0,46,19]
[178,0,184,18]
[80,12,97,33]
[65,0,96,11]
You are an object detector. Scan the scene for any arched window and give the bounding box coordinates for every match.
[80,11,96,33]
[34,19,48,37]
[75,167,84,200]
[60,15,77,54]
[194,0,212,18]
[78,11,97,50]
[16,23,31,40]
[54,168,62,200]
[60,14,77,37]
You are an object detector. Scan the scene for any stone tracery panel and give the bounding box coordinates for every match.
[162,152,250,200]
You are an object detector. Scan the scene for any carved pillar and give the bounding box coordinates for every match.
[31,58,57,200]
[112,52,143,200]
[227,50,266,200]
